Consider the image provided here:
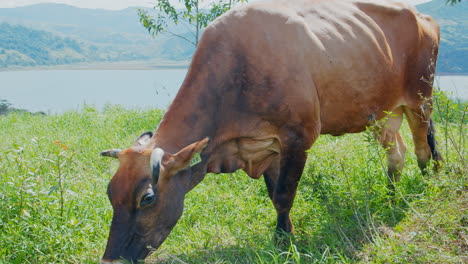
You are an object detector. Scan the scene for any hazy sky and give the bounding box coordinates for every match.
[0,0,432,10]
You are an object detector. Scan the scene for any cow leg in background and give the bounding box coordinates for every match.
[384,132,407,188]
[404,106,442,173]
[377,107,406,188]
[263,147,308,239]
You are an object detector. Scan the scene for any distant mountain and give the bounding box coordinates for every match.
[0,23,152,68]
[158,33,197,61]
[0,3,191,66]
[0,4,143,33]
[417,0,468,74]
[0,23,87,67]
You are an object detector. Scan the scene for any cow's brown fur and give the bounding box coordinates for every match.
[101,0,441,262]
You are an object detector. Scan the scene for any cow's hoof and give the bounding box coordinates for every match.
[273,230,294,249]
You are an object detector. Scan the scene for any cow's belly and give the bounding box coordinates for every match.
[317,75,405,135]
[319,102,398,135]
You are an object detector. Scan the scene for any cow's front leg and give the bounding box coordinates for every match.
[263,148,307,239]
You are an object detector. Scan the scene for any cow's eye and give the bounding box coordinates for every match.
[140,193,156,206]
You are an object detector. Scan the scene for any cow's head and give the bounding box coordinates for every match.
[100,132,209,263]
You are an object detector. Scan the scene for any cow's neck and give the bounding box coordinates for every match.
[151,45,280,189]
[152,39,235,154]
[151,55,228,191]
[152,51,225,155]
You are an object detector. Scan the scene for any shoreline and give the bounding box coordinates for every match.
[436,72,468,76]
[0,61,467,75]
[0,60,190,72]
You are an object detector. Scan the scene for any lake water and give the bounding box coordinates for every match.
[0,70,185,113]
[0,69,467,113]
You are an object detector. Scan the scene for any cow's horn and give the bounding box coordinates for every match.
[100,149,122,158]
[150,148,164,184]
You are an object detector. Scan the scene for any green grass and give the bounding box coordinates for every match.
[0,98,466,264]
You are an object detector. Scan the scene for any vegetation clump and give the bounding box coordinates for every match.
[0,99,45,115]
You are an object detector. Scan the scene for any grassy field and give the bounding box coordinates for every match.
[0,93,466,264]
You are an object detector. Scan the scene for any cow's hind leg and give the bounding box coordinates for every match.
[404,106,442,173]
[386,132,407,185]
[263,145,308,240]
[376,107,406,188]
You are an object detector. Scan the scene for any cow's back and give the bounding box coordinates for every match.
[201,0,439,138]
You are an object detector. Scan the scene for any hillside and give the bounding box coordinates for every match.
[0,3,146,35]
[0,23,150,68]
[0,23,87,67]
[417,0,468,73]
[0,3,190,64]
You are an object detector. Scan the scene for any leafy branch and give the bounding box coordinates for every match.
[138,0,247,47]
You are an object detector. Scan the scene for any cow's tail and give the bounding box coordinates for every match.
[427,118,442,164]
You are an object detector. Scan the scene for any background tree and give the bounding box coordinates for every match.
[447,0,462,4]
[0,99,45,115]
[138,0,246,47]
[0,99,12,115]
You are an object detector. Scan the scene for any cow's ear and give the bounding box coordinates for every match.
[168,137,209,173]
[133,131,153,146]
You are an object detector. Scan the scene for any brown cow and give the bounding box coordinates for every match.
[100,0,441,262]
